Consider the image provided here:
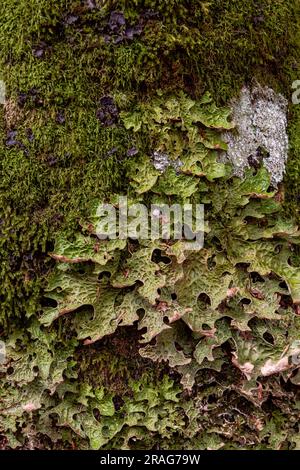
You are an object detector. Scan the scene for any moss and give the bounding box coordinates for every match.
[0,0,300,449]
[108,0,298,101]
[0,101,128,324]
[284,0,300,222]
[1,1,298,99]
[285,107,300,221]
[75,325,171,394]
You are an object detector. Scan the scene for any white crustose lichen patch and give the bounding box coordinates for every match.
[152,151,183,173]
[222,85,288,186]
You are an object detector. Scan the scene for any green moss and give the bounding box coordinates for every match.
[284,0,300,222]
[75,326,167,394]
[285,107,300,221]
[0,0,300,449]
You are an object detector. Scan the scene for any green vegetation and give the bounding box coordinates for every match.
[0,0,299,450]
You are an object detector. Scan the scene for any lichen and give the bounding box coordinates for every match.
[152,151,183,173]
[0,0,300,451]
[222,85,289,186]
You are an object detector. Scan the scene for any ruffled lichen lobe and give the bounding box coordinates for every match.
[0,0,300,451]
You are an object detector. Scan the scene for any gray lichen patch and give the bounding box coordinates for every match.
[152,151,183,173]
[222,85,288,186]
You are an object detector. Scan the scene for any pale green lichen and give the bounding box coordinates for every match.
[0,0,300,451]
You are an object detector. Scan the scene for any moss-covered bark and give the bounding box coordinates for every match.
[0,0,299,450]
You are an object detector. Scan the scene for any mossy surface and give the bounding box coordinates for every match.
[0,0,300,450]
[284,0,300,221]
